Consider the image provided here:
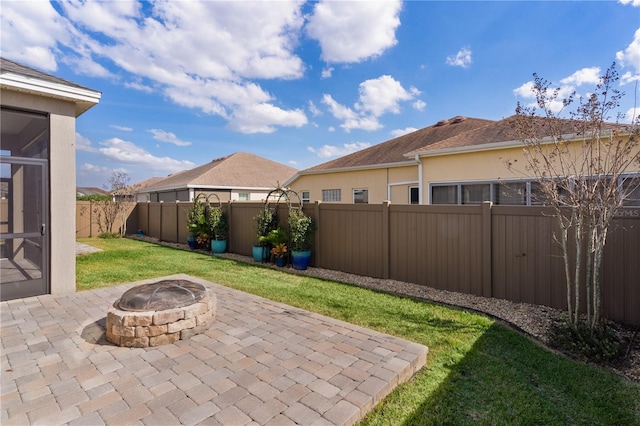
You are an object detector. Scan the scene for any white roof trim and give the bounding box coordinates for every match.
[285,160,417,186]
[0,72,101,105]
[405,132,610,158]
[140,184,276,193]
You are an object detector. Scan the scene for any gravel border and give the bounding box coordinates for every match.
[133,236,639,383]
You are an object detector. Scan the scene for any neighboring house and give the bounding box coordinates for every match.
[407,115,640,206]
[76,186,110,198]
[1,57,101,301]
[285,116,493,204]
[140,152,298,202]
[116,176,164,202]
[287,115,640,206]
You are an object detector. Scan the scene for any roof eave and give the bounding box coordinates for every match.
[141,184,278,193]
[0,72,101,117]
[287,160,418,185]
[407,132,609,158]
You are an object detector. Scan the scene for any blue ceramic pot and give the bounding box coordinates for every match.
[291,250,311,270]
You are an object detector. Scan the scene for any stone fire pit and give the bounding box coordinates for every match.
[106,279,216,347]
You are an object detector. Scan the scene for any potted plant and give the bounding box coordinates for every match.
[259,227,288,267]
[288,208,314,270]
[253,204,278,262]
[187,198,207,249]
[208,206,228,254]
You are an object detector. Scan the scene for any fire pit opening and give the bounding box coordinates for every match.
[106,279,216,348]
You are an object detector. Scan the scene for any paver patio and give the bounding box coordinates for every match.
[1,274,427,425]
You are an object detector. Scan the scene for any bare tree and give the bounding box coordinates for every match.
[508,63,639,329]
[91,172,137,236]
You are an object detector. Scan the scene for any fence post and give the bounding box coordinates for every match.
[89,200,93,237]
[382,201,390,279]
[482,201,492,298]
[175,201,180,244]
[314,201,321,267]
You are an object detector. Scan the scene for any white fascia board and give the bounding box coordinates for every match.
[1,72,102,105]
[149,185,274,192]
[286,160,417,185]
[405,132,605,159]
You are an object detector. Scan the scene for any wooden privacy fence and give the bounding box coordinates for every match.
[133,201,640,326]
[76,201,138,238]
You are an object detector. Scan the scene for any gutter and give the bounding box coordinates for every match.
[1,72,101,116]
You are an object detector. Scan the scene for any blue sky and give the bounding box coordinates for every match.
[2,0,639,188]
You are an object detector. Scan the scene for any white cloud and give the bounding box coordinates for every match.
[110,125,133,131]
[306,0,401,63]
[322,94,382,132]
[3,1,309,134]
[321,66,334,78]
[307,142,371,158]
[322,75,418,132]
[308,101,322,117]
[619,0,640,6]
[625,106,639,123]
[356,75,417,116]
[390,127,418,138]
[80,163,117,174]
[617,28,640,85]
[413,100,426,111]
[560,67,601,86]
[124,80,154,94]
[446,47,472,69]
[513,80,575,113]
[75,133,97,152]
[0,1,70,71]
[98,138,195,173]
[228,104,307,134]
[148,129,191,146]
[513,81,535,98]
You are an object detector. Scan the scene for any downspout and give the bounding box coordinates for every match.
[415,154,423,204]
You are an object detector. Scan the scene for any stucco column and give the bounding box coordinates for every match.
[49,111,77,294]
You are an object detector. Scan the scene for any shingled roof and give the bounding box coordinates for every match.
[407,115,628,157]
[305,116,494,172]
[144,152,298,191]
[1,57,92,91]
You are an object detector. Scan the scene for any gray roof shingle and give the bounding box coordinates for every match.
[144,152,298,191]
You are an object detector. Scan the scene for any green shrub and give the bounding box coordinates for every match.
[550,320,621,362]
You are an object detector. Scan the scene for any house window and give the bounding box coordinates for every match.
[353,189,368,204]
[301,191,310,203]
[432,185,458,204]
[621,176,640,206]
[496,182,526,205]
[410,187,419,204]
[238,193,249,201]
[462,184,491,204]
[322,189,341,202]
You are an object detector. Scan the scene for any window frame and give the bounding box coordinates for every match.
[353,188,369,204]
[322,189,341,203]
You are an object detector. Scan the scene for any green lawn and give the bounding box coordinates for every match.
[77,238,640,425]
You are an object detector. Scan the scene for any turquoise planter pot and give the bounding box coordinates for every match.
[252,245,270,263]
[187,236,198,250]
[211,239,227,254]
[291,250,311,270]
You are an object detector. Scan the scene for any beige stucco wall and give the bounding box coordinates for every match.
[289,164,419,204]
[1,89,78,294]
[422,146,525,185]
[420,140,640,203]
